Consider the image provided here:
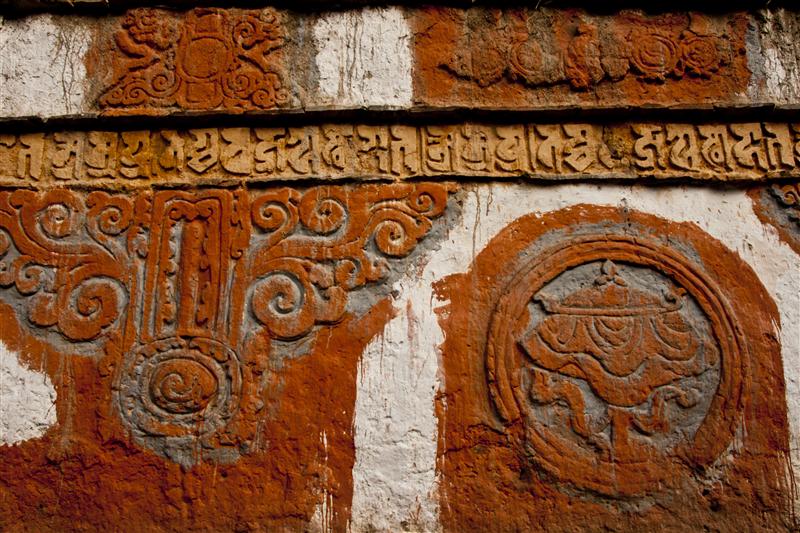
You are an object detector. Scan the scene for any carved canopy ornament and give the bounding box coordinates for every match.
[486,231,746,496]
[100,8,289,111]
[771,182,800,226]
[0,184,448,462]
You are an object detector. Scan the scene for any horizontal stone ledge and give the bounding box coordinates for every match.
[0,0,792,15]
[1,121,799,188]
[0,6,799,119]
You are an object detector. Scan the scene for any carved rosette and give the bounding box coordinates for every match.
[485,217,747,496]
[118,337,242,439]
[0,184,448,463]
[443,11,729,90]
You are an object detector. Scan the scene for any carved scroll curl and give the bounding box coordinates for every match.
[248,184,448,340]
[0,190,134,342]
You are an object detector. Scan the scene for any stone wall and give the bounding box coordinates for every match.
[0,2,798,531]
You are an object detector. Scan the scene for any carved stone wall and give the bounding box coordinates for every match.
[0,2,799,532]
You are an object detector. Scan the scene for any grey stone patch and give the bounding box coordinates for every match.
[522,261,720,454]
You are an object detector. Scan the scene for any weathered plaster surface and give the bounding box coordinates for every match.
[0,14,89,117]
[312,7,412,108]
[351,183,800,530]
[749,9,800,103]
[5,7,800,120]
[352,297,441,532]
[0,341,56,445]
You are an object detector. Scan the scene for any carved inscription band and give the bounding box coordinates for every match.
[2,122,799,186]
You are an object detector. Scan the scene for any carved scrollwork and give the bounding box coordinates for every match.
[248,183,448,341]
[0,190,135,342]
[100,7,289,112]
[771,182,800,222]
[0,184,448,463]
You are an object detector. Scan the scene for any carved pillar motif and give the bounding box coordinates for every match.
[0,184,448,462]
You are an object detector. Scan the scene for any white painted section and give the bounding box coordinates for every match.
[0,341,56,445]
[351,301,442,532]
[312,8,412,108]
[0,15,90,118]
[749,9,800,103]
[352,183,800,530]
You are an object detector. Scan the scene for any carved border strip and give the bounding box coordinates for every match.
[2,122,800,186]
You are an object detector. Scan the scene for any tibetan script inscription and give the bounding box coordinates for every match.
[1,122,800,187]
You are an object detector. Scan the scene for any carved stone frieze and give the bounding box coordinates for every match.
[414,8,753,111]
[443,11,731,90]
[0,184,448,462]
[99,8,289,112]
[2,122,800,187]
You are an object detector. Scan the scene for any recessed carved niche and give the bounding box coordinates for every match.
[435,206,790,529]
[487,237,742,496]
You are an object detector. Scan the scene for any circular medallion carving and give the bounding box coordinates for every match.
[487,233,746,496]
[118,337,242,439]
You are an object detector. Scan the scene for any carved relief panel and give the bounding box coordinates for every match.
[99,7,290,113]
[0,184,448,464]
[436,206,790,530]
[415,8,752,110]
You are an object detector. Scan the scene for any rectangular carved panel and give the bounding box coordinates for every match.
[1,122,800,186]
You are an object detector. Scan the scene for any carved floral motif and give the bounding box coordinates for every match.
[443,12,729,90]
[100,8,289,111]
[0,184,448,462]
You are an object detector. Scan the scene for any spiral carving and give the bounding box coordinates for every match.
[56,278,126,342]
[251,266,317,340]
[299,192,347,235]
[629,30,680,81]
[680,33,720,77]
[369,209,430,258]
[773,184,800,207]
[0,190,136,343]
[119,337,241,438]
